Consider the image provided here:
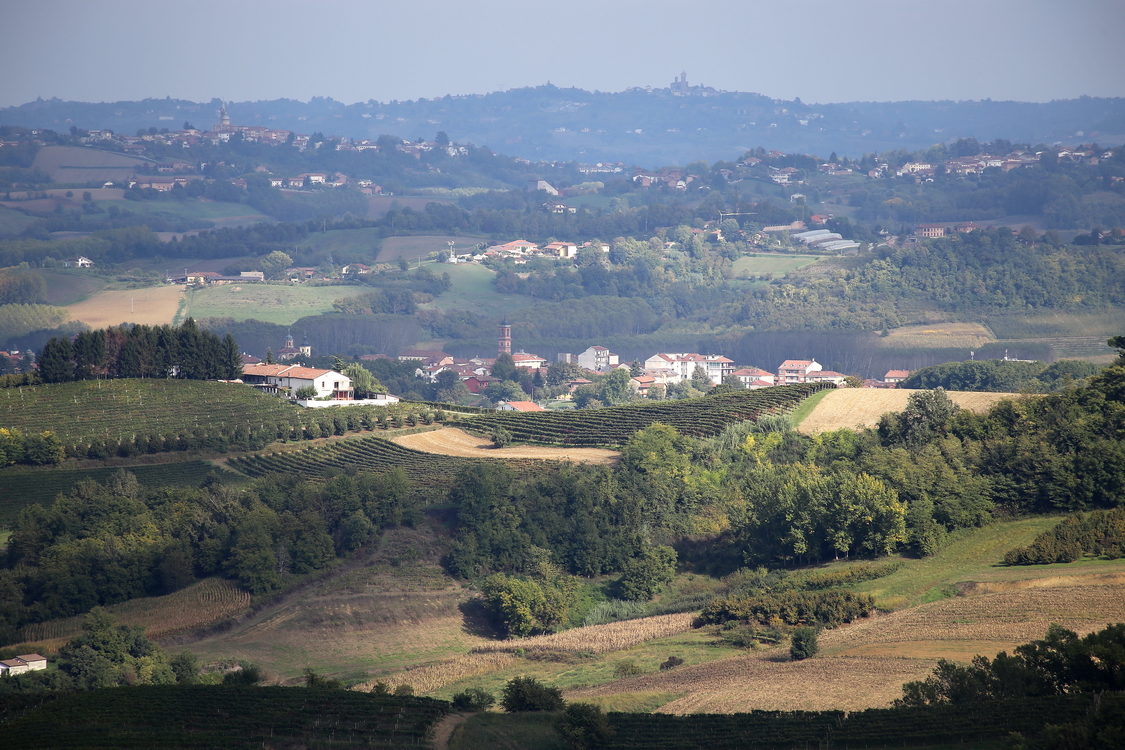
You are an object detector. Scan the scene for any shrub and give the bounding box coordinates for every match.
[556,702,613,749]
[370,681,390,695]
[500,676,564,712]
[393,683,414,696]
[492,427,513,448]
[613,660,643,677]
[790,626,819,660]
[659,656,684,671]
[451,687,495,711]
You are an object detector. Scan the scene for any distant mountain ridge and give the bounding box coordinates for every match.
[3,85,1124,167]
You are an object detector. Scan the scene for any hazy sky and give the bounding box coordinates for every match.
[4,0,1123,108]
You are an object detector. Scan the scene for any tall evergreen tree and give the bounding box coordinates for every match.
[39,337,74,383]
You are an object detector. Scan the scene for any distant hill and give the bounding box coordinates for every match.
[4,87,1125,166]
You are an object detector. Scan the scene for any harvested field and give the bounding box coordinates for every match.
[571,652,934,713]
[31,145,149,183]
[357,653,519,695]
[392,427,619,465]
[798,388,1018,433]
[880,322,993,349]
[67,284,183,327]
[570,577,1125,714]
[471,613,697,656]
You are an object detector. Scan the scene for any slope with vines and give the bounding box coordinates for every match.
[453,384,832,447]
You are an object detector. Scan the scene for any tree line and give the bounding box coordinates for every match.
[38,318,242,383]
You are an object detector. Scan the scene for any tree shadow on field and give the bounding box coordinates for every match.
[459,597,504,640]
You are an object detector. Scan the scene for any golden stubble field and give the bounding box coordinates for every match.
[569,576,1125,714]
[392,427,620,465]
[798,388,1019,434]
[67,285,184,328]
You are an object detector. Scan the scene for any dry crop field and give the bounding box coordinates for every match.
[9,578,250,654]
[798,388,1018,434]
[66,284,184,328]
[184,527,491,684]
[392,427,620,465]
[569,575,1125,714]
[471,613,697,656]
[879,322,994,349]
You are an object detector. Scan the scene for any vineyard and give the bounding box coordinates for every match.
[0,378,458,459]
[8,578,251,653]
[0,685,450,749]
[0,460,242,524]
[228,434,555,487]
[452,384,831,447]
[600,692,1123,749]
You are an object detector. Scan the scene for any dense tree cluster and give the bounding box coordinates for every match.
[38,318,241,383]
[901,358,1102,393]
[898,622,1125,706]
[0,468,417,641]
[1003,508,1125,565]
[0,607,201,693]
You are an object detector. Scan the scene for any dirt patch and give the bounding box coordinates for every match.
[431,713,472,750]
[67,285,184,328]
[392,427,620,465]
[798,388,1019,434]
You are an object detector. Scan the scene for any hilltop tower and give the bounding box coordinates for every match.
[299,335,312,359]
[498,322,512,356]
[218,101,231,128]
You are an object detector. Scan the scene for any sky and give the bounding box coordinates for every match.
[3,0,1124,108]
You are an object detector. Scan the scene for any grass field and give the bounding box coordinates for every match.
[420,262,537,317]
[731,254,824,277]
[0,459,245,525]
[297,227,383,262]
[6,578,252,653]
[366,195,457,216]
[66,284,183,327]
[36,269,108,306]
[180,282,366,325]
[379,234,488,263]
[89,197,271,225]
[0,205,36,238]
[449,713,568,750]
[30,145,149,183]
[797,388,1019,433]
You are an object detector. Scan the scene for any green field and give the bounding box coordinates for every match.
[297,226,384,261]
[378,234,489,263]
[420,262,536,316]
[731,254,825,277]
[0,205,36,238]
[0,460,245,526]
[36,269,108,305]
[181,282,367,324]
[90,197,271,224]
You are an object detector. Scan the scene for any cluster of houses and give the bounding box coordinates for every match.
[450,239,610,263]
[0,653,46,676]
[401,327,913,409]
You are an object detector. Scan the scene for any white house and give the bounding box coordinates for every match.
[576,346,619,372]
[241,364,352,400]
[777,359,823,384]
[644,353,735,386]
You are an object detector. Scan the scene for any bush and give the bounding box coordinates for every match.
[556,702,613,749]
[659,656,684,671]
[500,676,564,712]
[492,427,513,448]
[393,683,414,696]
[790,626,819,660]
[613,660,643,677]
[451,687,495,711]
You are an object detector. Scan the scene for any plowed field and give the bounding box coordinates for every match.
[798,388,1019,434]
[67,285,184,327]
[392,427,619,464]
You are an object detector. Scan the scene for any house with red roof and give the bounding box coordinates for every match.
[241,364,352,400]
[497,400,546,412]
[777,359,823,384]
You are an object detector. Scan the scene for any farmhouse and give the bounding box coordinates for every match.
[497,400,546,412]
[884,369,912,385]
[241,364,352,400]
[0,654,44,676]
